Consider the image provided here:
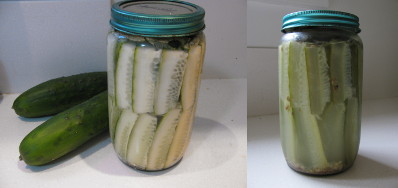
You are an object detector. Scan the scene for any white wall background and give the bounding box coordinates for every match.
[247,0,398,116]
[0,0,246,93]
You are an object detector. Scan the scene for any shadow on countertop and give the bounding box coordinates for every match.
[305,154,398,187]
[81,117,239,177]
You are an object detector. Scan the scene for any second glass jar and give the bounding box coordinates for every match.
[279,10,363,175]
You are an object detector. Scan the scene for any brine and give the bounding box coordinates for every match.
[279,38,363,175]
[107,31,205,171]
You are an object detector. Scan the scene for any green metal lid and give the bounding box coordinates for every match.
[282,10,360,33]
[110,0,205,37]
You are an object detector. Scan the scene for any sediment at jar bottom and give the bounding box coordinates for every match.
[286,160,354,176]
[279,40,362,175]
[106,32,204,171]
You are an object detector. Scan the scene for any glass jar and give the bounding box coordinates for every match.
[279,10,363,175]
[107,0,205,171]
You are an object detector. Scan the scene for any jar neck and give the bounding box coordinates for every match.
[281,26,361,44]
[283,26,357,35]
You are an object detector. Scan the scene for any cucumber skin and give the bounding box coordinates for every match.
[19,91,108,166]
[12,72,107,118]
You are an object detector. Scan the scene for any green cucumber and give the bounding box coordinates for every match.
[305,44,331,117]
[19,91,108,166]
[113,109,138,159]
[154,50,188,115]
[147,107,181,170]
[12,72,107,118]
[115,43,136,109]
[132,47,162,113]
[126,113,157,169]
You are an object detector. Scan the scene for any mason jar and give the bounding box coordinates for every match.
[107,0,205,171]
[278,10,363,175]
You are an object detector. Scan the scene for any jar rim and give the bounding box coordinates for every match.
[110,0,205,37]
[281,10,361,33]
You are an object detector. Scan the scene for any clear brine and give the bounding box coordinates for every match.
[107,31,205,171]
[279,39,362,175]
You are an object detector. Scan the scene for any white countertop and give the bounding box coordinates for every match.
[0,79,247,188]
[248,97,398,188]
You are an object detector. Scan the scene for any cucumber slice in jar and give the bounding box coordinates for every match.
[164,109,194,167]
[181,45,203,111]
[132,47,162,113]
[107,33,117,98]
[318,102,346,165]
[115,43,136,109]
[288,42,310,108]
[113,109,138,159]
[278,43,297,164]
[287,42,328,170]
[147,107,182,171]
[329,42,353,103]
[126,113,157,169]
[108,95,122,141]
[293,107,328,170]
[154,50,188,115]
[344,97,360,164]
[305,44,331,117]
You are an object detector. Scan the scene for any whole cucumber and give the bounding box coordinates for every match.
[19,91,108,166]
[13,72,107,118]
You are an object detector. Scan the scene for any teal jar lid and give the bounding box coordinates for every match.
[110,0,205,37]
[282,10,360,33]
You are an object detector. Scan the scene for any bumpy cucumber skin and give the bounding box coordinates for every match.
[12,72,107,118]
[19,91,108,166]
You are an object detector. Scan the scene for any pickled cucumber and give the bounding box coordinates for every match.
[278,44,297,163]
[147,107,181,171]
[329,42,353,103]
[164,109,194,167]
[305,44,330,117]
[126,113,157,169]
[113,109,138,159]
[133,47,161,113]
[344,97,360,163]
[287,41,328,168]
[181,45,202,110]
[154,50,188,115]
[115,43,136,109]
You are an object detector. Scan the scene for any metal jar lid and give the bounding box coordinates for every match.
[110,0,205,37]
[282,10,360,33]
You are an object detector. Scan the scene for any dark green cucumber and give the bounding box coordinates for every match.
[19,91,108,166]
[12,72,107,118]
